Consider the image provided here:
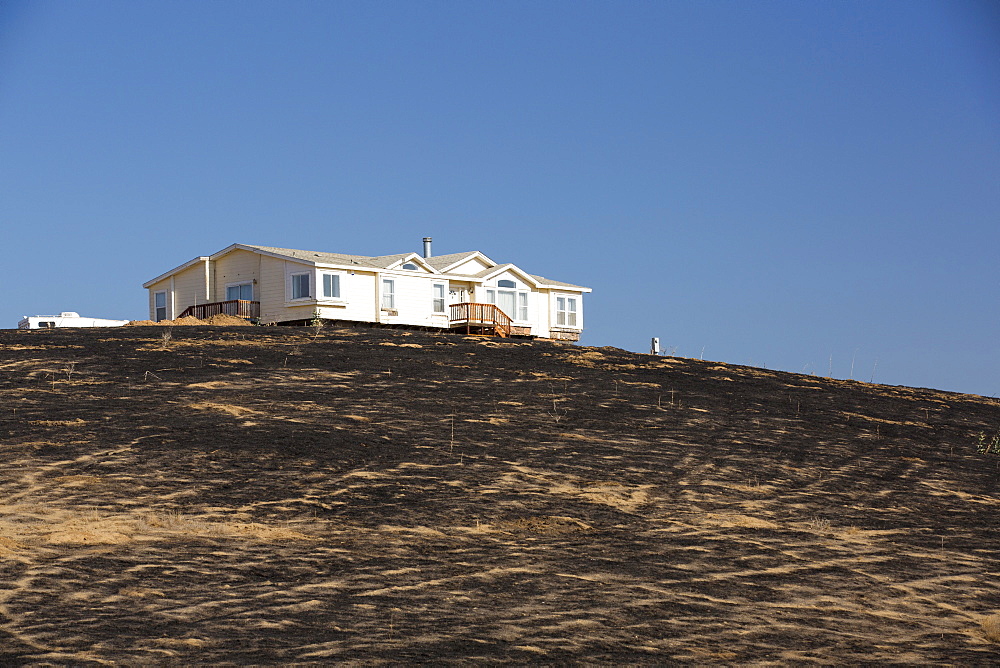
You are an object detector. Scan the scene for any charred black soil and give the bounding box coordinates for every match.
[1,326,999,664]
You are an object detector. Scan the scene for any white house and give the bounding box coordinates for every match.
[18,312,129,330]
[142,239,591,340]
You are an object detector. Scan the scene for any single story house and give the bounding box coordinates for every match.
[142,239,591,340]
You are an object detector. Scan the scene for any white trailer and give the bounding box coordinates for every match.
[17,312,130,330]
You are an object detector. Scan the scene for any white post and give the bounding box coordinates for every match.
[651,337,660,355]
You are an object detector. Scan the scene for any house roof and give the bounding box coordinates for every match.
[145,243,590,292]
[527,274,590,290]
[239,244,396,269]
[466,263,590,291]
[421,251,498,273]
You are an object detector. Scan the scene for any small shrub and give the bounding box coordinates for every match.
[976,431,1000,455]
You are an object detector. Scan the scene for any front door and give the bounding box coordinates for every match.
[497,290,516,320]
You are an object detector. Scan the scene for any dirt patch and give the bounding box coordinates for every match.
[205,314,253,326]
[127,314,251,326]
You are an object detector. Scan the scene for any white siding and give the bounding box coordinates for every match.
[377,272,446,327]
[145,246,588,334]
[448,256,493,275]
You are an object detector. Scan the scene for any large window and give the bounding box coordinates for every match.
[322,273,341,299]
[154,291,167,322]
[486,287,529,321]
[291,273,311,299]
[433,283,446,313]
[381,279,395,309]
[226,283,253,301]
[556,296,578,327]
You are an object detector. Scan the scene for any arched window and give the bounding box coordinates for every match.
[497,279,516,288]
[402,263,418,270]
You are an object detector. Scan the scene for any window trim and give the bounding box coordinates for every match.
[432,282,446,313]
[320,272,343,301]
[555,295,579,328]
[225,281,253,302]
[381,278,395,309]
[289,271,312,301]
[154,290,168,322]
[486,286,530,323]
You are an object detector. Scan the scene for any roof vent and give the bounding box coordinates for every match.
[422,237,432,258]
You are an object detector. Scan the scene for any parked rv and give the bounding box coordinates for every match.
[17,312,129,330]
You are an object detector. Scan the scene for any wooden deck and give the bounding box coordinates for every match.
[449,303,512,338]
[178,300,260,321]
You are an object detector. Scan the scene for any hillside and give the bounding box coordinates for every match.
[1,325,999,664]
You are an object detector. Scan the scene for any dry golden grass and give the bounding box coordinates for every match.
[0,507,319,550]
[186,401,260,417]
[982,613,1000,642]
[696,513,781,530]
[27,418,86,427]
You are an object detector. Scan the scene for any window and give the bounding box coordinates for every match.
[154,291,167,322]
[498,290,516,321]
[381,279,395,309]
[487,287,529,321]
[497,279,516,288]
[433,283,446,313]
[556,296,578,327]
[322,273,340,299]
[38,321,55,329]
[226,283,253,301]
[402,263,418,270]
[291,273,310,300]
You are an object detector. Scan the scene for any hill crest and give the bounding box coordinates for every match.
[1,325,999,663]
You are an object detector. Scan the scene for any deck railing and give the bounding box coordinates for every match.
[178,300,260,321]
[449,302,512,337]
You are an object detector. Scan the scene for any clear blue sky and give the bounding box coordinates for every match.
[1,0,997,396]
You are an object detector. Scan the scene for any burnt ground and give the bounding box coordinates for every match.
[0,325,999,665]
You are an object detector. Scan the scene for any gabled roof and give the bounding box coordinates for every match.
[142,256,210,288]
[238,244,392,268]
[382,253,440,273]
[468,263,591,292]
[471,263,540,285]
[144,243,590,292]
[528,274,591,291]
[422,251,496,273]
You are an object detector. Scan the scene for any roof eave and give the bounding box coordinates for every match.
[142,256,211,288]
[436,251,496,274]
[384,253,441,273]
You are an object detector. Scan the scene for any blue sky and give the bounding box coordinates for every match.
[1,0,997,396]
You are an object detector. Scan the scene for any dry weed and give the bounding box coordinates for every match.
[982,613,1000,642]
[187,401,259,417]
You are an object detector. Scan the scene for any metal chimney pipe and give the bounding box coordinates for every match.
[422,237,432,258]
